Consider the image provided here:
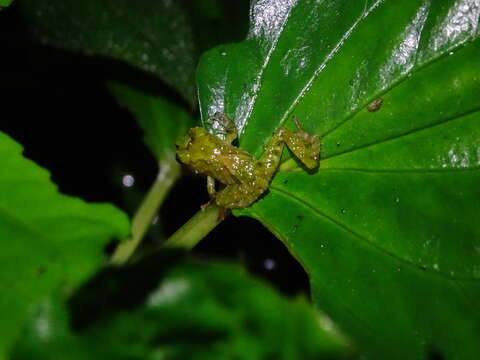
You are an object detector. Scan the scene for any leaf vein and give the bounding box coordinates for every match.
[323,105,480,161]
[317,167,480,174]
[322,37,479,139]
[278,0,385,127]
[241,0,299,132]
[268,185,479,281]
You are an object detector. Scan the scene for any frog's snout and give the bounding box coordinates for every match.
[176,127,210,166]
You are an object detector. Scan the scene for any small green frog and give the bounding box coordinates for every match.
[176,113,320,209]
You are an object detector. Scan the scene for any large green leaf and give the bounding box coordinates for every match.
[0,131,129,358]
[12,252,350,359]
[19,0,249,105]
[197,0,480,359]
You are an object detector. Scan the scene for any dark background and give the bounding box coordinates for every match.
[0,4,309,297]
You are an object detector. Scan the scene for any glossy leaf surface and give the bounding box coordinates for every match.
[19,0,249,105]
[12,253,350,360]
[109,82,192,162]
[198,0,480,358]
[0,132,129,357]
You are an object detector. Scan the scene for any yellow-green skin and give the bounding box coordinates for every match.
[176,117,320,209]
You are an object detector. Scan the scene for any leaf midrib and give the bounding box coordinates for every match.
[258,0,478,144]
[240,0,298,133]
[277,0,385,128]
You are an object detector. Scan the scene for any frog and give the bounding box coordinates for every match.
[176,113,320,209]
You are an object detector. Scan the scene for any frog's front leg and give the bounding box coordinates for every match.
[204,113,239,204]
[201,176,217,210]
[207,176,216,198]
[208,112,238,143]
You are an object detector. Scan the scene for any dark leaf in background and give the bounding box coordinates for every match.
[0,0,13,8]
[13,252,351,360]
[108,82,193,162]
[19,0,249,106]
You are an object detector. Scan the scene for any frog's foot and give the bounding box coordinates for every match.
[285,117,320,170]
[200,200,211,210]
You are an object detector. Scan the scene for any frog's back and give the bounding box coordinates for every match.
[179,128,241,184]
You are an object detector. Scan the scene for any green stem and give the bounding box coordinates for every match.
[162,204,225,249]
[111,154,180,265]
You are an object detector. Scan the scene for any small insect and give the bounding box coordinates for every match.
[176,114,320,209]
[367,98,383,112]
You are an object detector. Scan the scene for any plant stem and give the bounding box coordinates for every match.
[110,155,180,265]
[162,204,224,249]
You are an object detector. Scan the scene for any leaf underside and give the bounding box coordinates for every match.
[198,0,480,358]
[19,0,249,106]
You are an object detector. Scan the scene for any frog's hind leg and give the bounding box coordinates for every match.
[283,118,320,170]
[215,181,267,209]
[258,130,287,179]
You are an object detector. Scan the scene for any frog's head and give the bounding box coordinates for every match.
[175,127,209,166]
